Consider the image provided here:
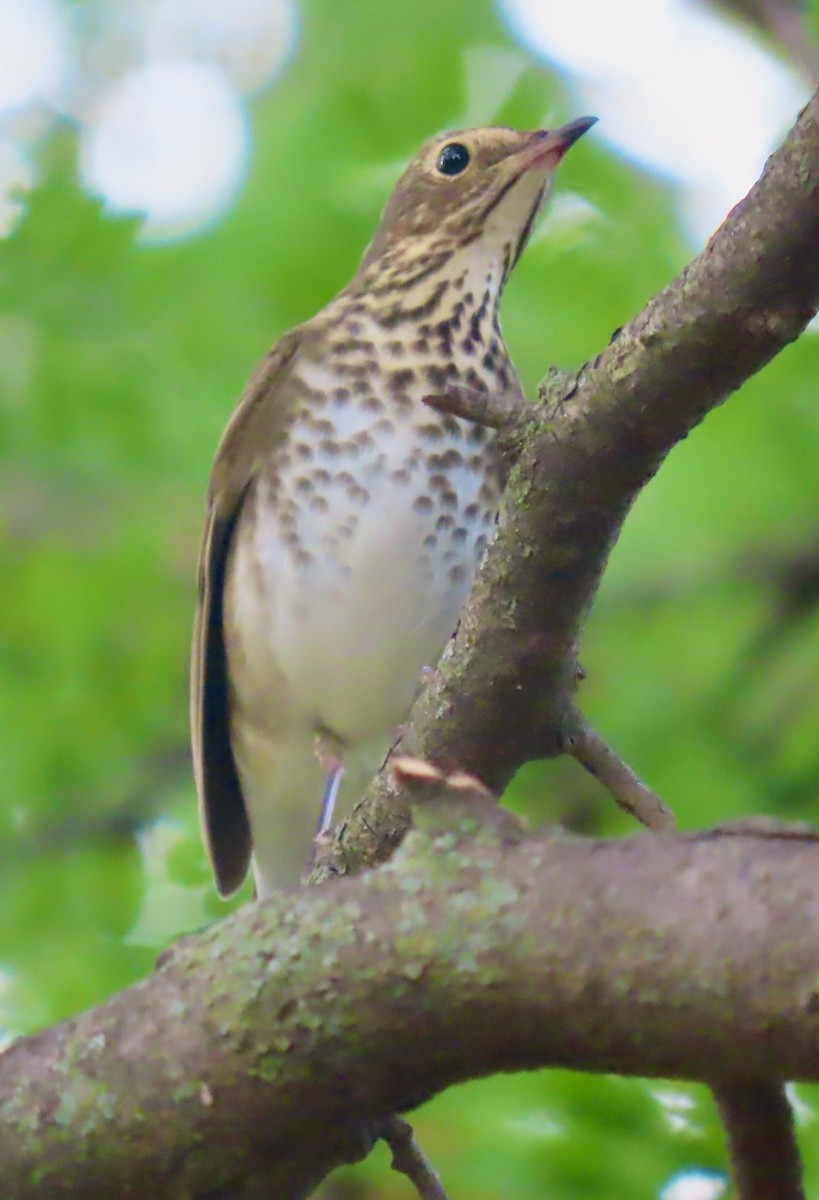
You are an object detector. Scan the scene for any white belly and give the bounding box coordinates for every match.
[233,397,496,741]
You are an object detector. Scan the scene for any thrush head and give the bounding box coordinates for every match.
[356,117,597,284]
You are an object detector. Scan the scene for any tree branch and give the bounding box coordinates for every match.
[714,1081,806,1200]
[3,821,819,1199]
[422,383,527,430]
[380,1117,451,1200]
[562,708,676,831]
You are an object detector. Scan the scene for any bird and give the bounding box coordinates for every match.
[191,117,597,899]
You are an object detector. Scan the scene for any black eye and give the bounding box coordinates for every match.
[436,143,470,176]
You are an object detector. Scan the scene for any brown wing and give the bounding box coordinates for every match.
[191,328,303,896]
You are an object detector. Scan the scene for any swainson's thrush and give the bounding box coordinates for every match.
[192,118,596,897]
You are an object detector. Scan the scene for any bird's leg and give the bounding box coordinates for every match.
[316,762,344,837]
[313,730,346,838]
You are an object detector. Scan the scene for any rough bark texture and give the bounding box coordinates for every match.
[3,819,819,1199]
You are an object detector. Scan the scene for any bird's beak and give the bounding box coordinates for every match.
[520,116,598,171]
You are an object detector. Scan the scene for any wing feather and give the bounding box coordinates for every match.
[190,328,303,896]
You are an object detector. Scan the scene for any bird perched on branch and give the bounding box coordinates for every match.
[191,116,597,898]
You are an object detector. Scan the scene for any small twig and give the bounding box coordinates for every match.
[380,1117,451,1200]
[713,1080,805,1200]
[422,384,527,429]
[391,756,525,840]
[564,709,676,832]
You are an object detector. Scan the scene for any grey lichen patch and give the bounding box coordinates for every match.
[534,365,580,422]
[52,1077,119,1140]
[170,1080,205,1107]
[341,901,363,923]
[387,833,434,878]
[606,343,643,384]
[410,805,481,841]
[473,876,520,913]
[394,898,430,940]
[251,1053,285,1084]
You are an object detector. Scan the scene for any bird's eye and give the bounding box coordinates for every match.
[436,143,470,177]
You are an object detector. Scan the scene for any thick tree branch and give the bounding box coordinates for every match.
[315,88,819,880]
[4,822,819,1199]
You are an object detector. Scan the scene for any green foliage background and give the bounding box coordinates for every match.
[1,0,818,1195]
